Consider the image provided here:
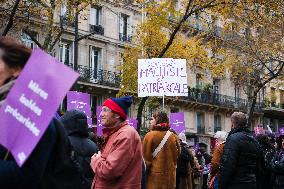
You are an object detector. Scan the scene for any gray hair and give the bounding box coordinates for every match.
[231,112,247,128]
[214,131,227,141]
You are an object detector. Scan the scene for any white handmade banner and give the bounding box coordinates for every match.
[138,58,188,97]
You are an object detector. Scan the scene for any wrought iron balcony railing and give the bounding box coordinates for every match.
[265,102,284,109]
[77,65,120,88]
[65,63,120,88]
[119,33,132,42]
[197,126,205,134]
[183,87,263,112]
[89,24,104,35]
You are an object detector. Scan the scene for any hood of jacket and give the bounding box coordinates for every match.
[60,109,89,137]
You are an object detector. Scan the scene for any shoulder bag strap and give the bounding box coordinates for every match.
[152,130,172,158]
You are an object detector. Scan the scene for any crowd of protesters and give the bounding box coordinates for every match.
[1,36,284,189]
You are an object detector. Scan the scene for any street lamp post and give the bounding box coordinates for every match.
[74,10,79,72]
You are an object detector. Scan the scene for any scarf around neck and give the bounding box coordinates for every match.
[0,78,16,107]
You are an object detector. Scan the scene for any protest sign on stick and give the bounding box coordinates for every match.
[170,112,186,134]
[67,91,92,128]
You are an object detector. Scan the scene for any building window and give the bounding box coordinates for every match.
[194,13,201,30]
[262,87,266,101]
[89,6,104,35]
[60,4,67,16]
[196,112,205,134]
[89,46,101,81]
[90,6,102,26]
[21,31,37,49]
[59,42,72,66]
[196,74,203,89]
[119,13,131,42]
[214,115,221,132]
[234,85,240,102]
[271,88,276,107]
[213,79,220,94]
[280,90,284,108]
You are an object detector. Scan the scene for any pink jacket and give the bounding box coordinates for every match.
[91,122,142,189]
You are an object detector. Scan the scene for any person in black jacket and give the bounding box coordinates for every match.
[199,143,211,189]
[270,134,284,189]
[176,132,192,189]
[219,112,262,189]
[255,134,275,189]
[60,109,99,185]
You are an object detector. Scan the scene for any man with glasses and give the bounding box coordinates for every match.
[90,96,142,189]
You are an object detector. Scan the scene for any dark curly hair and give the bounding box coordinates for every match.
[152,111,170,131]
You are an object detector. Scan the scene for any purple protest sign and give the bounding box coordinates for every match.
[170,112,186,134]
[194,143,200,152]
[67,91,92,128]
[0,49,79,166]
[279,127,284,135]
[127,119,138,130]
[96,106,103,136]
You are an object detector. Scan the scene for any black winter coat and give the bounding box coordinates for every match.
[0,118,57,189]
[60,110,98,181]
[177,144,191,177]
[257,144,275,189]
[271,150,284,189]
[219,127,262,189]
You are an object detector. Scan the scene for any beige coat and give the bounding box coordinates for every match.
[143,130,180,189]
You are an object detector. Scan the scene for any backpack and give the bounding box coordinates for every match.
[40,119,91,189]
[177,145,190,177]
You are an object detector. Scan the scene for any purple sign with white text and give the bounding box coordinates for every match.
[170,112,186,134]
[96,106,103,136]
[127,119,138,130]
[279,127,284,135]
[0,49,79,166]
[67,91,92,128]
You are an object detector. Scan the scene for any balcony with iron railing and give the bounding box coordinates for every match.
[182,87,263,112]
[266,102,284,109]
[119,33,132,42]
[89,24,104,35]
[65,63,120,88]
[262,101,284,117]
[197,126,205,134]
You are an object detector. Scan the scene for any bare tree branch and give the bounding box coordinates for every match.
[158,0,195,57]
[2,0,20,36]
[49,29,63,52]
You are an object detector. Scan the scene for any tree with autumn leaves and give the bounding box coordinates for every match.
[0,0,100,52]
[119,0,284,131]
[119,0,229,132]
[211,0,284,127]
